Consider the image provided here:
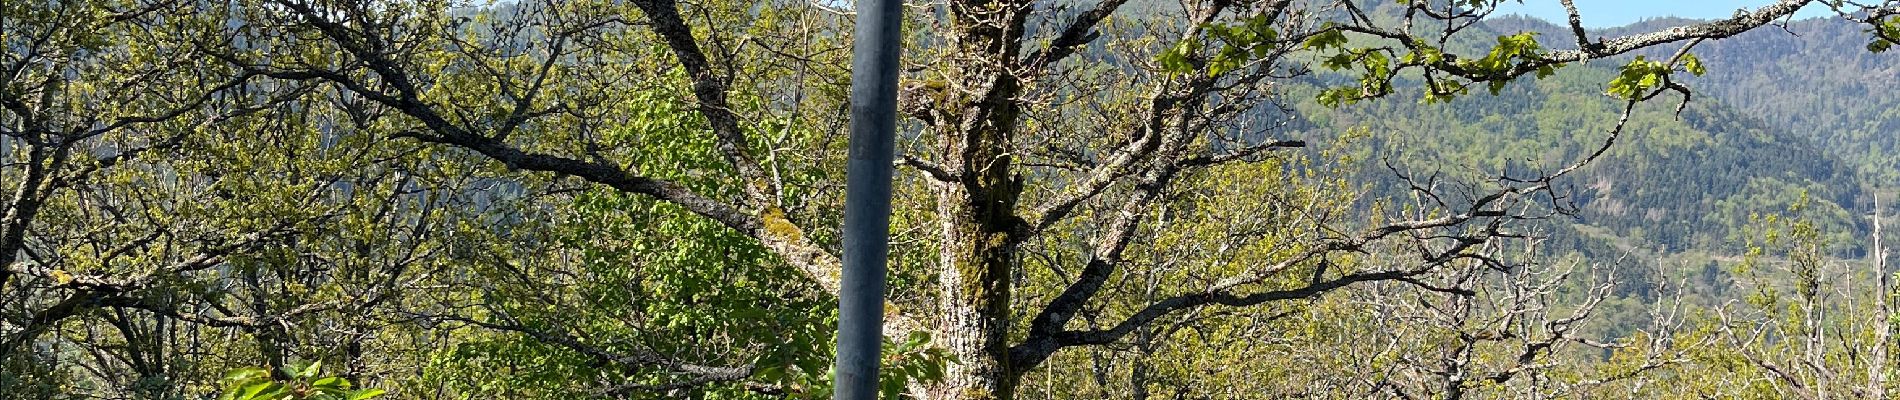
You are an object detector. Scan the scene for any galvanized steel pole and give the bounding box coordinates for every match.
[835,0,901,396]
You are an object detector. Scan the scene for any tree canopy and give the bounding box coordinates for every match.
[3,0,1898,399]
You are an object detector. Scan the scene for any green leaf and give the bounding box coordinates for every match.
[312,376,351,389]
[298,361,323,379]
[1606,56,1668,100]
[346,388,387,400]
[240,382,289,400]
[1322,53,1354,70]
[1682,53,1706,76]
[1301,27,1348,50]
[1156,40,1199,74]
[223,367,270,384]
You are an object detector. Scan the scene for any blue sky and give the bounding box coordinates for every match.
[1492,0,1835,27]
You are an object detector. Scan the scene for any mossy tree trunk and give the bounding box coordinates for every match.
[928,176,1023,400]
[926,97,1029,399]
[922,0,1032,397]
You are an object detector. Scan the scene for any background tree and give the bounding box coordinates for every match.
[2,1,523,397]
[6,0,1899,399]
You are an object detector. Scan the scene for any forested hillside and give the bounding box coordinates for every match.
[1301,12,1891,259]
[1301,69,1861,254]
[1288,13,1899,368]
[4,1,1900,399]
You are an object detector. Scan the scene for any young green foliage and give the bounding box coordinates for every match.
[219,362,385,400]
[1606,53,1706,100]
[1872,16,1900,52]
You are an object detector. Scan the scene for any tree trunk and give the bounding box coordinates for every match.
[930,206,1017,399]
[927,156,1024,399]
[926,87,1027,399]
[928,1,1032,394]
[1873,194,1890,400]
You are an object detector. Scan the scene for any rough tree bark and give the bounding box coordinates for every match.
[922,0,1035,396]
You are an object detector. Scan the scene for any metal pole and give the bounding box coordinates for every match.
[836,0,901,396]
